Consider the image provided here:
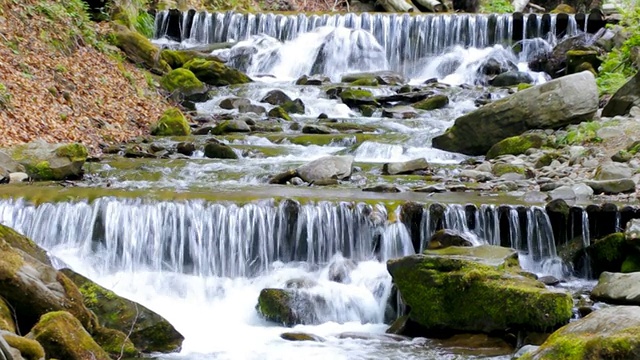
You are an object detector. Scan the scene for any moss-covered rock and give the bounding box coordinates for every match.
[267,106,292,121]
[27,311,110,360]
[210,120,251,135]
[160,68,205,94]
[203,142,238,159]
[160,49,221,69]
[622,254,640,273]
[486,134,546,159]
[1,332,45,360]
[0,298,15,333]
[350,78,379,86]
[60,269,184,353]
[339,89,377,108]
[521,306,640,360]
[281,99,305,115]
[92,326,138,358]
[492,163,526,176]
[584,233,628,276]
[111,25,170,74]
[413,94,449,110]
[150,108,190,136]
[10,142,88,181]
[387,247,573,334]
[183,58,251,86]
[0,224,50,265]
[566,50,601,76]
[257,288,299,326]
[360,105,376,117]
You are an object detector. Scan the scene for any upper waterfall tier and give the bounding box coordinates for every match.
[153,10,606,54]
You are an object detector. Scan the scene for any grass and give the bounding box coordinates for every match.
[480,0,514,13]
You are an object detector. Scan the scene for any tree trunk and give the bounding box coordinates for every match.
[377,0,415,12]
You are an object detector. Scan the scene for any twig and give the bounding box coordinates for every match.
[117,303,139,360]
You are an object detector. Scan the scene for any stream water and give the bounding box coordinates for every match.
[0,10,600,360]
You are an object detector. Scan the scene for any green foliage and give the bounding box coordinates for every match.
[597,3,640,95]
[203,0,256,11]
[110,0,155,38]
[0,83,11,110]
[557,121,603,145]
[480,0,514,13]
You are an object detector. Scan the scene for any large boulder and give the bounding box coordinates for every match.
[427,229,474,249]
[338,89,377,108]
[602,70,640,117]
[256,288,323,326]
[9,142,88,181]
[520,306,640,360]
[183,58,251,86]
[296,155,353,184]
[60,269,184,353]
[591,272,640,305]
[150,108,190,136]
[111,25,170,74]
[160,68,206,94]
[260,90,292,105]
[26,311,109,360]
[0,227,95,333]
[387,245,573,334]
[1,331,45,360]
[340,71,406,85]
[432,71,598,155]
[0,151,24,174]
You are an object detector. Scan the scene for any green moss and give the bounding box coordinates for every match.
[492,163,526,176]
[2,333,45,360]
[587,233,627,276]
[350,78,378,86]
[339,89,374,102]
[360,105,376,117]
[517,83,533,91]
[486,134,545,159]
[151,108,190,136]
[160,68,204,93]
[550,4,576,13]
[29,311,110,360]
[535,152,561,168]
[112,26,170,74]
[160,49,197,69]
[93,326,138,358]
[413,95,449,111]
[323,122,377,132]
[621,254,640,273]
[183,58,251,86]
[0,296,15,333]
[0,238,24,280]
[0,224,50,265]
[26,161,55,181]
[267,106,291,121]
[257,288,296,326]
[54,143,88,162]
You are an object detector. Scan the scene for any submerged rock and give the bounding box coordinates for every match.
[382,106,418,119]
[296,155,353,184]
[387,245,573,334]
[219,97,251,110]
[413,94,449,110]
[260,90,292,105]
[521,306,640,360]
[339,89,377,108]
[432,71,598,155]
[280,332,326,342]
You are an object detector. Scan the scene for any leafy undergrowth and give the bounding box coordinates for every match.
[0,0,169,153]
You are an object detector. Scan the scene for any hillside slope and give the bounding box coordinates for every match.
[0,0,169,153]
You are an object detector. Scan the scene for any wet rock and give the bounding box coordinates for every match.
[280,332,325,342]
[490,71,534,87]
[412,94,449,110]
[339,88,377,108]
[302,124,332,135]
[211,120,251,135]
[382,106,418,119]
[382,158,429,175]
[625,218,640,242]
[219,97,251,110]
[281,98,305,114]
[413,184,446,193]
[267,106,292,121]
[538,276,560,286]
[8,141,88,181]
[585,179,636,194]
[591,272,640,305]
[479,57,517,77]
[238,103,266,115]
[362,184,403,193]
[524,306,640,359]
[594,162,633,180]
[432,333,514,357]
[376,90,437,105]
[582,233,627,276]
[176,142,196,156]
[337,332,409,342]
[296,155,353,184]
[427,229,474,249]
[528,33,599,78]
[295,75,330,85]
[328,256,357,283]
[256,288,320,326]
[602,69,640,117]
[260,90,292,105]
[60,269,184,353]
[387,245,572,334]
[341,71,406,85]
[183,58,252,86]
[289,177,305,186]
[151,108,191,136]
[485,134,546,160]
[269,169,298,185]
[203,141,238,159]
[432,71,598,156]
[512,345,539,359]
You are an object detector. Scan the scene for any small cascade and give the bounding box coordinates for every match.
[580,209,592,278]
[507,207,522,249]
[521,206,566,278]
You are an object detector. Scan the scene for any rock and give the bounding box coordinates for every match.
[490,71,534,87]
[382,158,429,175]
[382,106,418,119]
[602,70,640,117]
[571,183,594,198]
[260,90,292,105]
[150,108,190,136]
[513,345,539,359]
[538,276,560,286]
[626,218,640,242]
[485,134,546,160]
[387,246,573,334]
[296,156,353,184]
[492,163,525,177]
[111,25,170,74]
[91,326,138,358]
[523,191,550,203]
[549,186,576,201]
[238,104,266,115]
[412,94,449,110]
[337,332,409,342]
[583,233,627,276]
[9,141,88,182]
[585,179,636,194]
[219,97,251,110]
[0,298,15,333]
[339,89,377,108]
[183,58,251,86]
[211,120,251,135]
[0,152,24,173]
[427,229,474,249]
[594,162,633,180]
[479,57,516,77]
[203,141,238,159]
[26,311,109,360]
[432,71,598,155]
[160,49,222,69]
[281,99,305,114]
[431,333,514,357]
[176,142,196,156]
[413,184,446,193]
[341,71,406,85]
[528,33,598,78]
[280,332,325,342]
[376,90,438,104]
[302,124,332,135]
[256,289,310,326]
[362,184,403,192]
[267,106,291,121]
[60,269,184,353]
[591,272,640,305]
[460,169,493,182]
[295,75,330,85]
[359,105,376,117]
[269,169,298,185]
[328,256,356,283]
[160,68,205,94]
[522,306,640,360]
[1,331,45,360]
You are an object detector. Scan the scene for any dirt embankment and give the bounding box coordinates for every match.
[0,0,170,154]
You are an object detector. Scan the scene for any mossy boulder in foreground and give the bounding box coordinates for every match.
[112,25,170,74]
[257,288,298,326]
[10,142,88,181]
[151,108,191,136]
[183,58,251,86]
[387,245,573,334]
[520,306,640,360]
[27,311,110,360]
[61,268,184,353]
[161,68,205,94]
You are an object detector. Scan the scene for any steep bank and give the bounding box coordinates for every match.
[0,0,169,153]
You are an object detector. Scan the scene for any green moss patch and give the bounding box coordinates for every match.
[160,68,204,93]
[150,108,190,136]
[2,333,45,360]
[183,58,251,86]
[486,134,545,159]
